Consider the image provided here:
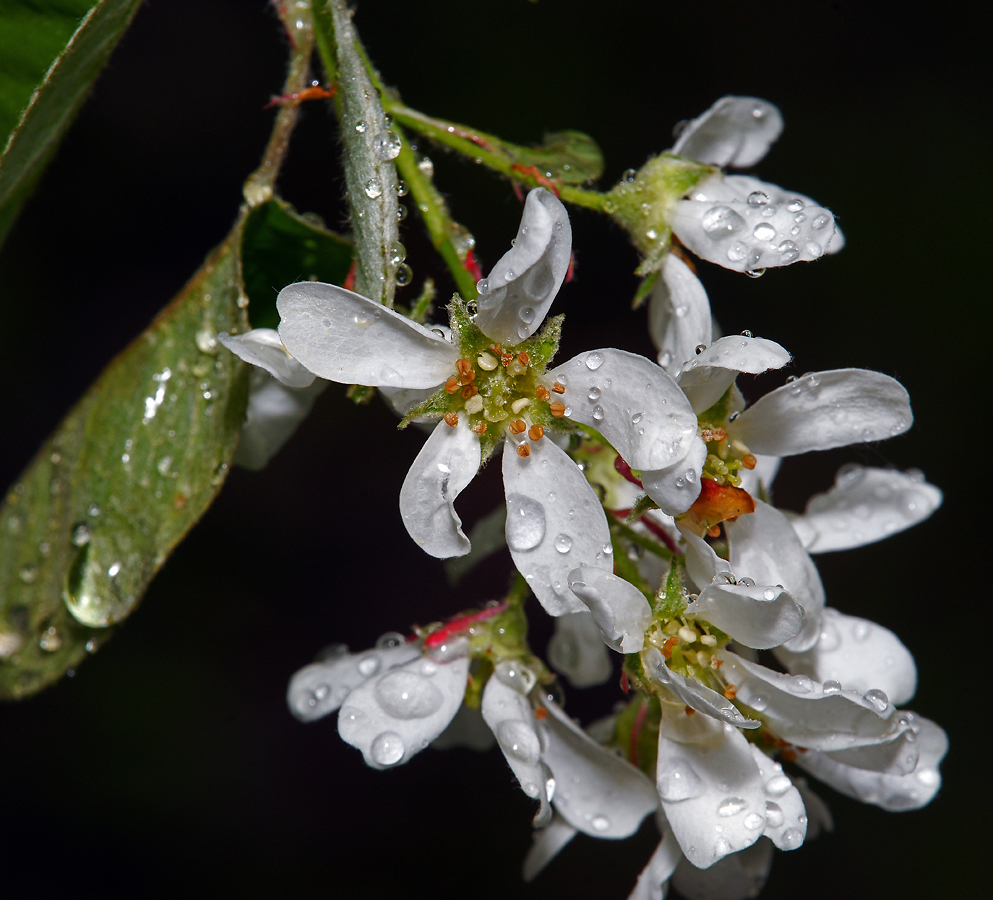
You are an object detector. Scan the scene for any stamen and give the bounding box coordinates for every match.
[445,376,460,394]
[730,439,750,455]
[500,351,514,367]
[516,442,532,458]
[461,384,478,399]
[742,454,757,470]
[508,359,526,376]
[549,401,566,417]
[510,397,530,414]
[455,358,474,380]
[477,351,498,371]
[517,351,530,367]
[700,427,727,443]
[465,395,484,415]
[471,421,486,434]
[684,706,696,716]
[528,424,544,441]
[535,385,551,402]
[662,636,678,659]
[552,382,566,394]
[444,412,459,427]
[700,634,717,647]
[723,684,738,699]
[509,419,526,435]
[534,706,548,720]
[678,624,698,643]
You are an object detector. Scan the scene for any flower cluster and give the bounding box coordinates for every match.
[221,96,945,899]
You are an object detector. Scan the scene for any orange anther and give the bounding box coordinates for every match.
[516,442,532,458]
[500,352,514,367]
[723,684,738,700]
[549,401,566,417]
[445,376,460,395]
[534,706,548,720]
[742,454,757,470]
[535,385,551,402]
[707,525,722,537]
[444,412,459,427]
[662,636,678,659]
[700,427,728,443]
[509,419,526,435]
[461,384,478,399]
[517,351,530,367]
[528,424,544,441]
[684,705,696,716]
[552,382,566,394]
[471,422,487,434]
[455,358,474,380]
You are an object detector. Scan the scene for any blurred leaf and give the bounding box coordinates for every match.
[241,198,353,330]
[0,0,144,247]
[512,130,604,184]
[0,223,250,699]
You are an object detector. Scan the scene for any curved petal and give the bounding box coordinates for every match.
[726,500,824,652]
[671,97,783,168]
[503,435,612,616]
[642,437,708,516]
[399,419,481,559]
[736,453,780,497]
[657,722,765,868]
[672,174,837,273]
[549,349,698,471]
[627,833,682,900]
[819,726,919,775]
[681,528,734,590]
[677,336,791,414]
[567,568,652,653]
[729,369,912,456]
[648,254,712,372]
[645,648,760,729]
[277,281,458,388]
[774,607,918,706]
[547,611,614,688]
[747,746,807,851]
[671,837,773,900]
[795,715,947,811]
[718,652,899,751]
[286,642,420,722]
[217,328,316,388]
[337,652,469,769]
[689,583,804,650]
[540,701,659,838]
[474,188,571,344]
[523,816,577,882]
[791,466,942,553]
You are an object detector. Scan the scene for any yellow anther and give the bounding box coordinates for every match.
[742,454,757,470]
[477,352,498,371]
[517,351,530,367]
[723,684,738,700]
[700,634,718,647]
[471,421,487,434]
[510,397,530,414]
[461,384,478,399]
[445,376,460,395]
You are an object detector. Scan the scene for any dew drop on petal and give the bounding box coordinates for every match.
[591,815,610,832]
[585,351,605,370]
[747,191,769,207]
[753,222,776,241]
[631,412,644,424]
[506,494,546,551]
[726,241,748,262]
[375,631,406,650]
[743,812,765,830]
[520,306,536,324]
[588,386,601,401]
[496,720,541,765]
[863,689,889,712]
[715,838,732,856]
[374,670,444,719]
[657,758,705,801]
[357,655,380,677]
[764,801,785,827]
[718,797,749,817]
[371,731,405,766]
[494,661,537,694]
[702,206,746,239]
[791,675,814,694]
[762,588,777,601]
[592,405,604,421]
[812,214,831,230]
[765,775,791,797]
[364,178,383,199]
[786,199,805,213]
[780,827,803,849]
[822,680,842,694]
[750,695,768,712]
[554,533,573,554]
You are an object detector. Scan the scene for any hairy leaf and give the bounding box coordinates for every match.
[512,131,604,185]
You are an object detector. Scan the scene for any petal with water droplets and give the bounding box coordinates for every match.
[689,582,804,650]
[547,611,614,688]
[567,568,652,653]
[747,746,807,850]
[218,328,316,388]
[677,335,790,414]
[671,96,783,168]
[648,254,712,373]
[671,837,774,900]
[642,437,707,516]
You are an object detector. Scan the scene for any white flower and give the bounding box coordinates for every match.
[668,96,843,273]
[275,189,701,616]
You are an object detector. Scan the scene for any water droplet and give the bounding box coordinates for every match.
[746,267,766,278]
[590,815,610,832]
[764,775,791,797]
[156,456,173,477]
[726,241,748,262]
[364,178,383,199]
[791,675,814,693]
[505,494,546,551]
[388,240,407,267]
[195,329,218,353]
[786,199,805,213]
[357,655,380,677]
[752,222,776,241]
[777,240,799,262]
[476,278,489,294]
[591,405,604,421]
[585,351,605,370]
[702,206,746,239]
[780,827,803,849]
[371,130,402,160]
[747,191,769,207]
[18,564,38,584]
[520,306,536,324]
[852,621,871,642]
[718,797,749,817]
[750,695,768,712]
[762,588,777,601]
[684,468,697,484]
[744,812,765,830]
[554,533,573,554]
[657,758,705,801]
[371,730,405,766]
[396,264,413,286]
[588,386,601,401]
[375,631,406,650]
[496,720,541,765]
[622,168,637,182]
[715,838,731,856]
[822,680,842,694]
[863,688,889,712]
[494,661,537,694]
[355,120,367,134]
[39,627,61,652]
[764,801,785,827]
[812,214,831,230]
[375,670,444,719]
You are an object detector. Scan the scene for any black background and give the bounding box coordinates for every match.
[0,2,986,898]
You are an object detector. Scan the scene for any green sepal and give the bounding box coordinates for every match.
[627,492,660,521]
[346,384,376,405]
[632,271,661,309]
[398,388,449,429]
[516,314,563,371]
[448,295,488,356]
[655,558,688,619]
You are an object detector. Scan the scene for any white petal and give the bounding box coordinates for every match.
[399,419,480,559]
[672,174,837,273]
[567,569,652,653]
[747,746,807,850]
[431,702,497,751]
[795,716,947,811]
[657,723,765,868]
[627,834,682,900]
[645,648,759,729]
[677,336,790,414]
[547,611,614,688]
[481,665,553,819]
[648,254,712,372]
[503,435,612,615]
[549,349,698,470]
[474,188,571,344]
[217,328,316,388]
[277,281,458,388]
[286,642,420,721]
[671,96,783,168]
[378,384,440,418]
[681,528,734,590]
[233,371,325,470]
[718,652,899,751]
[337,652,469,769]
[726,500,824,652]
[540,701,659,838]
[689,583,804,650]
[642,437,708,516]
[729,369,912,456]
[523,816,577,882]
[791,466,942,553]
[671,837,773,900]
[819,726,920,775]
[774,607,918,706]
[735,453,780,498]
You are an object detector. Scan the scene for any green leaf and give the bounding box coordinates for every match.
[512,130,604,185]
[0,0,145,248]
[0,223,250,699]
[241,198,354,330]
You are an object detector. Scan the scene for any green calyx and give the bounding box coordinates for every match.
[604,154,715,275]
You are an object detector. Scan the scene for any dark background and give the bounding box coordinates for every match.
[0,1,986,897]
